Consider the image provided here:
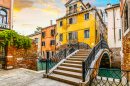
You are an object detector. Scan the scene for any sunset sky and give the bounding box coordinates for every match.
[13,0,120,36]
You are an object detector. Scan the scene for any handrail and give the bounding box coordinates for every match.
[82,40,110,82]
[46,42,91,74]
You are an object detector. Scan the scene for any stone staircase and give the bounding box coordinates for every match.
[48,49,91,86]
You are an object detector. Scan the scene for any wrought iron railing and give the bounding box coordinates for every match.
[82,40,110,82]
[0,23,9,29]
[66,7,78,15]
[46,42,91,74]
[87,68,130,86]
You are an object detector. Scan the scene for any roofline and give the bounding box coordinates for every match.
[105,3,120,11]
[41,24,56,30]
[26,32,41,37]
[56,7,94,21]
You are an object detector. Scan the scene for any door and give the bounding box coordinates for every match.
[0,43,5,69]
[46,51,50,59]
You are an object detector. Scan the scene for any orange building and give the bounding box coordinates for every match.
[0,0,13,30]
[41,22,56,59]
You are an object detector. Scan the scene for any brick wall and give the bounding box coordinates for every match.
[6,41,38,70]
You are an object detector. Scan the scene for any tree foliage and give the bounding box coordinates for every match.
[0,30,31,49]
[34,26,42,33]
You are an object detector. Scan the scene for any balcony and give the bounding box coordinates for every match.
[0,23,9,30]
[66,7,78,15]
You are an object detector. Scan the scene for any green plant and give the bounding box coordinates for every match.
[111,56,114,59]
[0,30,31,49]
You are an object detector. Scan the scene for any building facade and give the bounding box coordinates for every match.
[120,0,130,71]
[41,24,56,59]
[0,0,13,31]
[56,0,107,49]
[105,3,121,48]
[27,32,41,56]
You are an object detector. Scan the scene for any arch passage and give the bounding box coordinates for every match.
[99,53,110,68]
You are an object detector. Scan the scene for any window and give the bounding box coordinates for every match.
[96,30,97,39]
[52,51,54,57]
[69,32,77,40]
[42,41,45,46]
[50,40,55,45]
[84,13,89,20]
[84,30,90,38]
[0,10,7,24]
[74,4,77,8]
[124,5,129,32]
[69,18,73,24]
[59,34,63,41]
[51,29,55,36]
[60,21,63,27]
[119,29,121,40]
[69,6,72,10]
[69,33,72,40]
[42,51,44,56]
[35,38,38,43]
[42,31,45,37]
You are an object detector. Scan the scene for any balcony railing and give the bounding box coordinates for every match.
[66,7,78,15]
[0,23,9,29]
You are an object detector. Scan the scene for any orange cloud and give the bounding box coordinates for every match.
[41,8,60,14]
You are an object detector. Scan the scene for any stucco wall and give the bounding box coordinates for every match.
[106,7,121,48]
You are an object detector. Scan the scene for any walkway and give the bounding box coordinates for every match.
[0,68,73,86]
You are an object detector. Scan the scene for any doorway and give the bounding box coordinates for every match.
[46,51,50,59]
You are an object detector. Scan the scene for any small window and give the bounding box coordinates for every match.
[96,30,97,39]
[69,18,73,24]
[84,30,90,38]
[51,29,55,36]
[119,29,121,39]
[69,33,72,40]
[42,41,45,46]
[35,38,38,43]
[69,6,72,10]
[42,51,44,56]
[84,13,89,20]
[52,51,54,57]
[42,31,45,37]
[59,34,63,41]
[60,21,63,27]
[74,4,77,8]
[50,40,55,45]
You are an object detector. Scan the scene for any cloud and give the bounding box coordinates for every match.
[41,8,60,14]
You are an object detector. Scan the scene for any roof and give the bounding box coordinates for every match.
[26,32,41,37]
[41,24,56,30]
[56,7,94,21]
[105,3,120,11]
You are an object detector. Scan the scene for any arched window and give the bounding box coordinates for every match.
[0,10,7,24]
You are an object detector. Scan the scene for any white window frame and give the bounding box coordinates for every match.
[84,29,90,39]
[84,13,90,20]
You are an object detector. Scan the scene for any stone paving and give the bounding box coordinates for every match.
[0,68,73,86]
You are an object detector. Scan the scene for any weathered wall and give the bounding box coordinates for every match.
[6,41,38,70]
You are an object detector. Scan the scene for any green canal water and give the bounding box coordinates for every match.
[98,68,121,79]
[37,61,121,79]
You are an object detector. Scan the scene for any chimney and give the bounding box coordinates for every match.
[50,20,52,26]
[107,3,111,8]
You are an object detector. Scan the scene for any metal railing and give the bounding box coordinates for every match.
[0,23,9,29]
[46,42,91,74]
[82,40,110,82]
[88,68,130,86]
[66,7,78,15]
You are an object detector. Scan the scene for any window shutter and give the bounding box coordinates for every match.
[54,29,55,34]
[73,17,77,23]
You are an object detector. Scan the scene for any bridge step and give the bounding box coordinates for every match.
[64,60,82,64]
[48,74,80,86]
[57,66,82,73]
[73,54,88,56]
[67,58,85,61]
[70,56,87,59]
[61,63,82,68]
[53,69,82,79]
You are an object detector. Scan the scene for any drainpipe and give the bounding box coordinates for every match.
[95,11,96,45]
[113,8,116,47]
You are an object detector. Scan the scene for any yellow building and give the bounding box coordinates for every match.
[56,0,107,48]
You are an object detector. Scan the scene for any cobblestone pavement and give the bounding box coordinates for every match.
[0,68,73,86]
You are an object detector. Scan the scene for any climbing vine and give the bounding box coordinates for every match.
[0,30,31,49]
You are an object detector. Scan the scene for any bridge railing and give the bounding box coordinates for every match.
[82,40,110,82]
[87,68,130,86]
[46,42,91,74]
